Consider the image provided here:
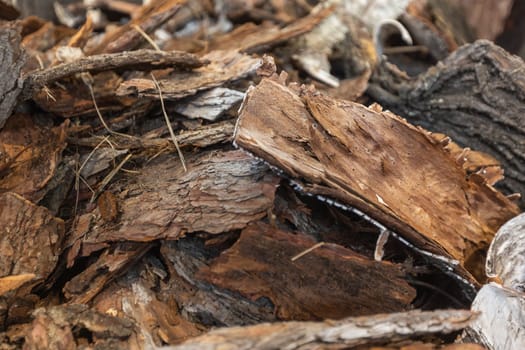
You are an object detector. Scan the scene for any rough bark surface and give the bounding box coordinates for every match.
[234,77,520,288]
[171,309,477,350]
[23,49,205,99]
[117,51,262,100]
[368,40,525,208]
[197,221,416,320]
[0,23,25,129]
[0,192,64,278]
[69,150,279,245]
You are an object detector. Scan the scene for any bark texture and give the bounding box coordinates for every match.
[368,40,525,208]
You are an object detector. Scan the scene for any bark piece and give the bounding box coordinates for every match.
[208,6,333,53]
[368,40,525,208]
[0,274,36,296]
[486,212,525,292]
[71,150,279,244]
[85,0,186,55]
[22,49,205,99]
[160,236,279,327]
[67,119,235,153]
[234,78,520,288]
[197,221,415,320]
[117,50,261,100]
[91,254,203,346]
[0,192,64,278]
[463,283,525,350]
[24,304,135,350]
[63,242,152,304]
[0,23,25,130]
[171,309,476,350]
[0,114,67,202]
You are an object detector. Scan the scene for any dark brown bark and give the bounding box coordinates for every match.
[368,40,525,208]
[197,221,416,320]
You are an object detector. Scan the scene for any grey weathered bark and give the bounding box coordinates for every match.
[0,23,25,129]
[169,309,476,350]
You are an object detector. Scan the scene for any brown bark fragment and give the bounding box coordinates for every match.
[117,50,261,100]
[234,78,519,286]
[0,192,64,278]
[171,309,476,350]
[67,119,236,153]
[368,40,525,208]
[0,114,67,202]
[63,243,152,303]
[85,0,186,55]
[24,304,135,350]
[197,222,416,320]
[208,6,333,53]
[73,150,278,244]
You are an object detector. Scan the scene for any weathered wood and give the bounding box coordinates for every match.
[63,242,152,304]
[0,23,25,129]
[171,309,476,350]
[463,283,525,350]
[234,77,520,290]
[67,119,236,153]
[368,40,525,208]
[117,51,262,100]
[23,49,205,99]
[67,150,279,247]
[486,212,525,292]
[197,221,415,320]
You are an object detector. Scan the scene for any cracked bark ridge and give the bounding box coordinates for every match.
[197,221,416,321]
[74,150,279,244]
[368,40,525,208]
[0,22,25,129]
[234,77,520,288]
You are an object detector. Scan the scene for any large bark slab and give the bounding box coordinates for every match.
[234,77,520,289]
[197,221,416,320]
[368,40,525,208]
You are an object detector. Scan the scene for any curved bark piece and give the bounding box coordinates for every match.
[234,77,519,290]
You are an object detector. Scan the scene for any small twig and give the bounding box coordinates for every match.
[150,73,187,172]
[291,242,325,262]
[132,24,161,52]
